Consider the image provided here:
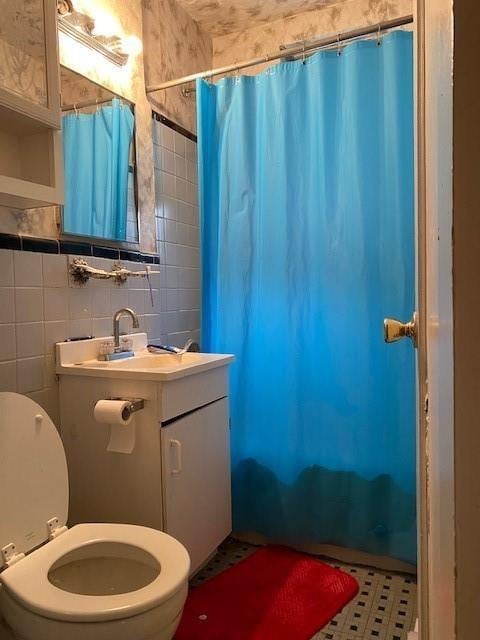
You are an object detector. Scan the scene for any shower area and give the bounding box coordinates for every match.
[150,16,417,573]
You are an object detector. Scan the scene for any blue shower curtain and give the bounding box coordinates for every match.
[62,98,134,240]
[198,31,416,564]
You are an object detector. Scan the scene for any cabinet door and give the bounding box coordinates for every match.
[161,398,232,574]
[0,0,60,127]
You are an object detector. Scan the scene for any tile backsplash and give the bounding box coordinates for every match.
[0,246,200,426]
[153,118,201,346]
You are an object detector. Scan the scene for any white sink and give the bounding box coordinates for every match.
[107,353,203,369]
[56,334,234,381]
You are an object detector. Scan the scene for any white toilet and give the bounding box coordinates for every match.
[0,392,190,640]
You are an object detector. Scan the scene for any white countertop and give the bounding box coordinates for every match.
[56,335,234,382]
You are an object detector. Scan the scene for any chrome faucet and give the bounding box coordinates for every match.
[113,308,139,351]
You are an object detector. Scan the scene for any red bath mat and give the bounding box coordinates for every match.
[175,545,359,640]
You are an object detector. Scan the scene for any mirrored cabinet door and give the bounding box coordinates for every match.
[0,0,60,128]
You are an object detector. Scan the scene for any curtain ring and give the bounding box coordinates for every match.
[377,24,382,46]
[264,52,272,75]
[302,40,306,64]
[95,98,100,112]
[336,33,341,56]
[74,103,78,117]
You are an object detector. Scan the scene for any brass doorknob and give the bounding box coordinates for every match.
[384,312,418,348]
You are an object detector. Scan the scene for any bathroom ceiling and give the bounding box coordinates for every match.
[175,0,348,36]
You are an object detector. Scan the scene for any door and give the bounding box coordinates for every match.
[161,398,232,574]
[385,3,456,639]
[417,0,456,638]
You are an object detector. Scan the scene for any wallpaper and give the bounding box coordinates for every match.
[0,0,47,105]
[0,0,157,254]
[142,0,411,131]
[60,66,115,109]
[213,0,413,69]
[175,0,348,36]
[142,0,212,134]
[0,0,44,58]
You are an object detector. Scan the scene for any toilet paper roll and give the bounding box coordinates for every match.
[106,421,136,454]
[94,400,133,426]
[94,400,136,454]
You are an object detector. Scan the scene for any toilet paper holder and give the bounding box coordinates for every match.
[110,398,145,420]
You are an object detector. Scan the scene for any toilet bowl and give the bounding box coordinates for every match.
[0,393,190,640]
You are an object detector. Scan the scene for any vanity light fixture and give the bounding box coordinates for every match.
[57,1,129,67]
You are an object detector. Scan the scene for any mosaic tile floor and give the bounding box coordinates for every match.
[192,538,417,640]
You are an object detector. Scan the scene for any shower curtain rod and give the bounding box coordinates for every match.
[146,14,413,92]
[61,95,134,112]
[61,96,115,112]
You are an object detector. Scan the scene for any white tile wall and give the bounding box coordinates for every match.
[153,120,201,349]
[0,250,169,426]
[0,123,201,427]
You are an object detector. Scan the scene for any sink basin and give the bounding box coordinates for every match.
[56,337,234,382]
[107,352,203,369]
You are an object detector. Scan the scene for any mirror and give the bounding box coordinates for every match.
[60,66,139,243]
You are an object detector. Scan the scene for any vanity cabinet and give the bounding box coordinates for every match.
[162,398,231,573]
[0,0,63,208]
[57,337,234,576]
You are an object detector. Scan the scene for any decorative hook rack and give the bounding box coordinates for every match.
[69,258,160,286]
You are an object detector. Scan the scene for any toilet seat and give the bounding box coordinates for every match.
[1,523,190,623]
[0,392,190,632]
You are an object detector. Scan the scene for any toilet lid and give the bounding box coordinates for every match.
[0,393,68,564]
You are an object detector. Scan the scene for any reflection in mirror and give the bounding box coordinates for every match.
[60,66,139,242]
